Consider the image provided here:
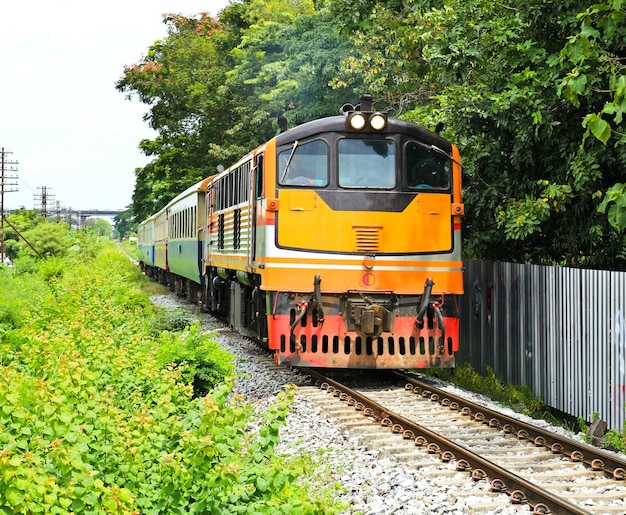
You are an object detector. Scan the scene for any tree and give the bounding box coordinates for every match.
[557,1,626,233]
[3,210,41,259]
[118,2,359,222]
[92,219,112,238]
[328,0,626,268]
[221,0,358,132]
[117,13,233,220]
[113,205,136,239]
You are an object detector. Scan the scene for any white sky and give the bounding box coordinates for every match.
[1,0,232,213]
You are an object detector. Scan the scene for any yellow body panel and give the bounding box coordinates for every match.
[276,191,452,254]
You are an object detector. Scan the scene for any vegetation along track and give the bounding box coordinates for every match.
[299,369,626,514]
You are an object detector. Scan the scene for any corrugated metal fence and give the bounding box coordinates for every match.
[459,260,626,432]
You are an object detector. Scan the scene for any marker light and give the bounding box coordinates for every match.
[370,113,387,131]
[349,112,367,130]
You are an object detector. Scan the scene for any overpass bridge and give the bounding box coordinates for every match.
[74,209,124,218]
[71,209,124,228]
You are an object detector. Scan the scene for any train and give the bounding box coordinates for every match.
[137,95,464,369]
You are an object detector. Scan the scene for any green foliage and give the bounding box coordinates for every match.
[117,0,625,267]
[598,182,626,232]
[2,210,44,260]
[0,267,47,335]
[604,425,626,452]
[68,228,105,261]
[155,321,235,397]
[91,218,112,238]
[149,307,196,332]
[37,256,66,283]
[578,412,626,451]
[577,414,590,436]
[325,0,626,268]
[554,0,626,236]
[434,364,545,416]
[18,221,70,259]
[118,3,358,223]
[557,1,626,144]
[0,241,336,514]
[113,205,136,239]
[117,13,232,221]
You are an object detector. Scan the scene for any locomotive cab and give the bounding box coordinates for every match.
[261,96,464,368]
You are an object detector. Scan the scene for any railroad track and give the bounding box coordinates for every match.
[148,285,626,513]
[299,369,626,514]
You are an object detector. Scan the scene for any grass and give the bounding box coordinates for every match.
[426,364,626,453]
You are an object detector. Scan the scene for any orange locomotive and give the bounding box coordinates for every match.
[202,95,464,368]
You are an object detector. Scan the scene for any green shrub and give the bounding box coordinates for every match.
[11,256,39,275]
[18,222,70,258]
[0,241,337,514]
[150,307,196,333]
[38,256,65,282]
[68,228,105,261]
[0,268,46,330]
[429,364,546,416]
[155,321,235,397]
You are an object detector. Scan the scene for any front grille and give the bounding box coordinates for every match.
[281,334,453,357]
[354,226,381,253]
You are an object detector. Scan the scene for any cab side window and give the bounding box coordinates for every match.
[405,142,450,190]
[278,140,328,186]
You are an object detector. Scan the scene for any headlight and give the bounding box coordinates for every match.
[349,112,367,130]
[370,113,387,131]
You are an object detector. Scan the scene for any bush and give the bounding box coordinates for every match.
[431,364,545,416]
[0,266,47,330]
[149,307,196,333]
[0,241,336,514]
[68,228,105,261]
[38,256,65,282]
[18,222,70,258]
[155,321,235,397]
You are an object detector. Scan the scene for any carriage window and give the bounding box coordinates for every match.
[255,153,264,198]
[338,139,395,188]
[405,142,451,190]
[279,139,328,186]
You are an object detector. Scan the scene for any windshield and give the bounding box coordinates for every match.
[338,139,395,188]
[405,142,451,190]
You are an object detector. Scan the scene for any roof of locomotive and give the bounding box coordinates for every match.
[274,115,453,154]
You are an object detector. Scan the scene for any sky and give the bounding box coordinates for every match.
[1,0,231,214]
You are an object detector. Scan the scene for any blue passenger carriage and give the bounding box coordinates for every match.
[137,215,155,274]
[166,178,212,301]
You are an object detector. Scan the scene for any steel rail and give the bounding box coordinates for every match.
[397,373,626,481]
[304,368,591,515]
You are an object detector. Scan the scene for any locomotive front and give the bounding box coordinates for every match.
[260,96,464,368]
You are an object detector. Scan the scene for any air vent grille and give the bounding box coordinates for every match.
[354,226,381,253]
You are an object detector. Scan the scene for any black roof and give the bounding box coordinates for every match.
[274,115,453,154]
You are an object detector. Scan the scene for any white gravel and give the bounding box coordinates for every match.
[149,294,594,514]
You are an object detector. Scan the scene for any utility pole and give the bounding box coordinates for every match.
[35,186,54,219]
[1,147,19,265]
